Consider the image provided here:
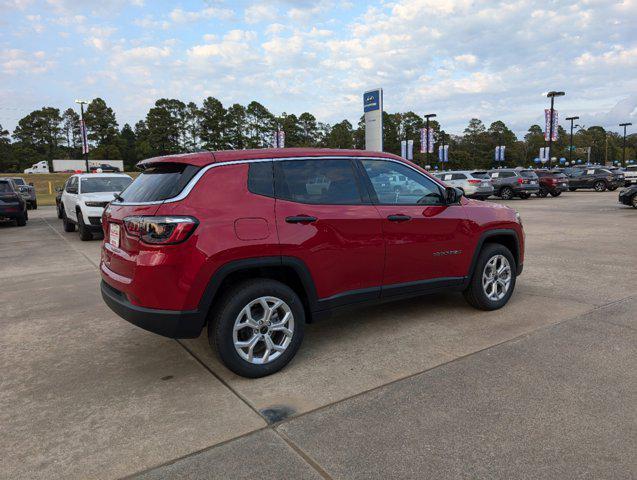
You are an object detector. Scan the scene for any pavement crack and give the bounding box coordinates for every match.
[274,428,335,480]
[41,216,100,269]
[175,339,268,423]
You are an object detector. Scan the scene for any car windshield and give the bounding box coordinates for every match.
[12,178,25,186]
[80,176,132,194]
[471,172,489,179]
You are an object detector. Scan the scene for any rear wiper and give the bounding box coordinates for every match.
[113,192,124,202]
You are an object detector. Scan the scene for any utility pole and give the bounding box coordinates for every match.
[424,113,436,167]
[75,99,89,172]
[620,122,632,167]
[546,91,565,169]
[565,116,579,166]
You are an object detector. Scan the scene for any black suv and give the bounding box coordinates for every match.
[619,185,637,208]
[566,167,624,192]
[0,178,28,226]
[89,163,121,172]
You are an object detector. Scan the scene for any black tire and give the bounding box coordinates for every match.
[632,194,637,209]
[607,186,617,192]
[537,188,548,198]
[77,212,93,241]
[463,243,517,311]
[594,180,606,192]
[16,212,27,226]
[499,186,514,200]
[569,187,577,192]
[549,191,562,197]
[57,203,63,219]
[32,201,37,210]
[518,193,531,199]
[209,278,305,378]
[62,210,76,232]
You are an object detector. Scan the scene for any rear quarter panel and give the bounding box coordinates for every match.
[154,163,279,310]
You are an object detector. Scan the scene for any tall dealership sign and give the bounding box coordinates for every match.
[363,88,383,151]
[544,109,559,141]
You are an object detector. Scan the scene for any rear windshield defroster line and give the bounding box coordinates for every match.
[118,163,201,203]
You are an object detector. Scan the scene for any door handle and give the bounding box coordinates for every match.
[285,215,318,224]
[387,214,411,222]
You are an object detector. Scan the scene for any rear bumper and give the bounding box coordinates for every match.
[101,280,205,338]
[0,205,25,218]
[467,191,493,199]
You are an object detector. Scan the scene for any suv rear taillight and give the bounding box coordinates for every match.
[467,179,481,184]
[123,216,198,245]
[517,177,524,184]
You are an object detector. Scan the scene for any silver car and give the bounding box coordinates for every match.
[434,170,494,200]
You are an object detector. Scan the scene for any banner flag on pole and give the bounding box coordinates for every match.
[544,109,559,141]
[438,145,449,162]
[407,139,414,160]
[80,120,89,155]
[401,140,407,159]
[273,129,285,148]
[420,128,434,153]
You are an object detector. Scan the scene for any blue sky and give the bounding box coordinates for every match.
[1,0,636,137]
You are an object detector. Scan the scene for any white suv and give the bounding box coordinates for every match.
[60,173,133,240]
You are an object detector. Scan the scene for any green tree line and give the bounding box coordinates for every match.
[1,97,635,172]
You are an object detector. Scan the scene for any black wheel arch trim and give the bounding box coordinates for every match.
[198,255,319,322]
[465,229,522,286]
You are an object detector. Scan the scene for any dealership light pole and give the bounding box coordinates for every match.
[565,116,579,166]
[75,99,89,172]
[424,113,436,166]
[619,122,632,167]
[546,91,565,169]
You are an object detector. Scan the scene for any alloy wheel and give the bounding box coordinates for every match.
[482,254,512,301]
[233,296,294,364]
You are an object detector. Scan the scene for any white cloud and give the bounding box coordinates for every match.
[245,4,278,24]
[169,6,233,23]
[1,49,55,74]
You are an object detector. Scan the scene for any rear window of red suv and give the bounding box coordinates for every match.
[119,163,200,202]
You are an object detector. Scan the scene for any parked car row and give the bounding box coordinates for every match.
[57,173,133,240]
[436,165,631,200]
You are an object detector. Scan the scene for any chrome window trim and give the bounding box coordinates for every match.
[113,155,434,206]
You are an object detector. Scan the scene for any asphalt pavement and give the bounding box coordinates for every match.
[0,191,635,479]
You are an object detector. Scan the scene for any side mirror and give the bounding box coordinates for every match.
[444,186,462,204]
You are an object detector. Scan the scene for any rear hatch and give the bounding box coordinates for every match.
[101,163,201,282]
[470,171,492,188]
[0,181,21,208]
[519,170,538,185]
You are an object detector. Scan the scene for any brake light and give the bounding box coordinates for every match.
[123,216,198,245]
[517,177,524,184]
[467,179,481,184]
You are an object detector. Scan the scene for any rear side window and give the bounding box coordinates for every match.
[120,163,200,202]
[275,159,363,205]
[0,181,12,193]
[519,170,537,178]
[451,173,466,180]
[471,172,489,179]
[248,162,274,197]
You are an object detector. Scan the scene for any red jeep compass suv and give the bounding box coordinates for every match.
[101,149,524,377]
